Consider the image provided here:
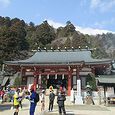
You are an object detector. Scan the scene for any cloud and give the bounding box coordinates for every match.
[0,0,11,8]
[90,0,101,9]
[76,26,114,35]
[90,0,115,12]
[94,18,115,29]
[47,20,115,35]
[47,20,65,28]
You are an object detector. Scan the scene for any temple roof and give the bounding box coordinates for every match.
[96,75,115,86]
[96,75,115,84]
[4,49,112,66]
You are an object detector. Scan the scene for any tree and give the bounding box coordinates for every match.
[13,77,21,87]
[86,73,97,90]
[71,32,81,48]
[57,27,64,38]
[64,37,72,48]
[29,22,35,27]
[10,21,28,50]
[0,17,29,63]
[63,21,76,37]
[91,35,109,59]
[71,32,89,49]
[35,20,56,46]
[0,26,11,61]
[25,22,36,50]
[0,16,11,27]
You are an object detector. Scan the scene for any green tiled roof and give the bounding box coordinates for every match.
[4,50,112,65]
[96,75,115,84]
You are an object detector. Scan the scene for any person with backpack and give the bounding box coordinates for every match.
[48,90,55,112]
[57,90,66,115]
[29,85,38,115]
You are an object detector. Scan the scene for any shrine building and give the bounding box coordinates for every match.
[4,49,112,96]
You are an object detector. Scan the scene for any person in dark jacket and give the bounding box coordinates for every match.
[57,91,66,115]
[48,90,55,111]
[29,85,37,115]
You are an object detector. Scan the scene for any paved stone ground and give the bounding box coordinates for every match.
[43,104,110,115]
[0,98,115,115]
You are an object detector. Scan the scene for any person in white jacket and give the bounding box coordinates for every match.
[40,90,45,111]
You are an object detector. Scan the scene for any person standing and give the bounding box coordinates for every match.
[29,85,37,115]
[19,88,25,109]
[40,90,45,111]
[57,91,66,115]
[0,89,5,103]
[49,85,53,92]
[13,89,20,115]
[48,90,55,112]
[59,85,63,92]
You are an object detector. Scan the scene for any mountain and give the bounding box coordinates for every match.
[0,16,115,68]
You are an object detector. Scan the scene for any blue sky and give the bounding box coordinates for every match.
[0,0,115,35]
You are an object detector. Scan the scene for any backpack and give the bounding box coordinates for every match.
[35,92,39,103]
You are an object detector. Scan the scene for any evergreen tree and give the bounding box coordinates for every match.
[35,20,56,47]
[13,77,21,87]
[64,37,72,48]
[63,21,76,37]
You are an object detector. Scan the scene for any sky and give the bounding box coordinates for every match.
[0,0,115,35]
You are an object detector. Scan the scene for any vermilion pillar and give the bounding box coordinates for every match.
[33,76,37,91]
[33,67,37,91]
[68,66,72,96]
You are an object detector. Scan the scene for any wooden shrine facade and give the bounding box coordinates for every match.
[4,49,112,96]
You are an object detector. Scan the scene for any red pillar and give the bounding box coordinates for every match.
[33,76,37,91]
[68,67,72,96]
[33,67,37,91]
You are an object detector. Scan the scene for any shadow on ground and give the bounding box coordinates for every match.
[0,103,12,111]
[44,109,77,115]
[43,104,111,115]
[0,102,29,112]
[54,105,110,111]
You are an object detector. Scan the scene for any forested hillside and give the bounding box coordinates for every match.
[0,16,115,68]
